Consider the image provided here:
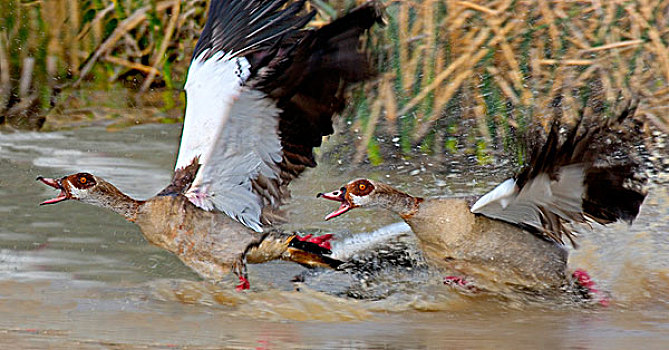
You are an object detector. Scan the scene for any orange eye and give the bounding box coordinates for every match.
[79,177,87,184]
[358,184,366,190]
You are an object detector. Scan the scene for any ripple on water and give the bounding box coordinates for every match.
[0,124,667,348]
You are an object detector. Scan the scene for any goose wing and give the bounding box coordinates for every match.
[173,0,382,231]
[175,0,312,172]
[470,103,647,244]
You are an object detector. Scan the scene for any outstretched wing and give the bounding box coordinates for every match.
[172,0,383,231]
[175,0,312,170]
[470,103,647,244]
[248,2,384,224]
[185,87,283,231]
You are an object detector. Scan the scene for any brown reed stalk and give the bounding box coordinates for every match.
[346,0,669,164]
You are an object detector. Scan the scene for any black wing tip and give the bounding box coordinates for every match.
[583,165,648,224]
[582,101,648,223]
[317,0,385,39]
[516,100,648,242]
[193,0,314,61]
[347,0,386,24]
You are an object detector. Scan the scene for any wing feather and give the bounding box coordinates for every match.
[471,102,647,244]
[186,89,282,232]
[172,1,382,231]
[175,51,250,170]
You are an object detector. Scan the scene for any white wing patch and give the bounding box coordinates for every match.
[471,165,586,230]
[470,178,517,213]
[175,50,251,170]
[185,88,283,232]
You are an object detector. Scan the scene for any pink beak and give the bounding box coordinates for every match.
[37,176,69,205]
[317,188,352,220]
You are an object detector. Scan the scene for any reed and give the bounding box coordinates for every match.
[0,0,207,129]
[1,0,667,168]
[343,0,669,164]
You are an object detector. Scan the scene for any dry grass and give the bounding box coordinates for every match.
[345,0,669,163]
[0,0,360,129]
[0,0,208,128]
[2,0,667,167]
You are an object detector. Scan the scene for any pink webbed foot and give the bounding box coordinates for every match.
[444,276,480,293]
[295,233,334,250]
[236,275,250,291]
[572,269,610,307]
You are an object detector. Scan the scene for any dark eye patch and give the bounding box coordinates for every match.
[70,173,96,189]
[350,179,374,196]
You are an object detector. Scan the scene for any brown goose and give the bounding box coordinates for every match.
[318,104,647,295]
[37,0,384,290]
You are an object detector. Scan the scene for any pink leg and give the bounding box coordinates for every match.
[295,233,334,250]
[444,275,479,292]
[236,275,250,291]
[572,269,610,306]
[444,276,468,286]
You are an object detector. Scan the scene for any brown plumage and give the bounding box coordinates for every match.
[37,167,342,289]
[318,103,647,293]
[515,102,646,244]
[37,1,383,289]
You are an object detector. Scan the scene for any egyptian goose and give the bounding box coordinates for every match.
[37,0,383,290]
[318,104,647,295]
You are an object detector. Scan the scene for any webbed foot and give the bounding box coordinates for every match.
[444,275,480,293]
[572,269,610,306]
[295,233,333,250]
[235,275,250,291]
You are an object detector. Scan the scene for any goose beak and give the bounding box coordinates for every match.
[37,176,69,205]
[317,188,351,220]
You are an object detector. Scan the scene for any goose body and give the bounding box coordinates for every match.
[38,0,384,289]
[319,104,647,294]
[402,197,568,291]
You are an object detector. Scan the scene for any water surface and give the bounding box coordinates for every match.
[0,124,667,349]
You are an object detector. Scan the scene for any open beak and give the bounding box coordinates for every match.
[317,188,352,220]
[37,176,69,205]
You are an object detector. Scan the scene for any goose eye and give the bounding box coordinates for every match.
[358,183,366,191]
[79,177,87,184]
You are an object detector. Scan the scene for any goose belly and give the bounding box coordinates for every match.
[407,198,568,292]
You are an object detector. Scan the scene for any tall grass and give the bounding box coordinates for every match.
[0,0,207,129]
[2,0,667,167]
[345,0,669,164]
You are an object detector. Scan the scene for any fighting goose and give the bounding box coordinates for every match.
[318,104,647,295]
[37,0,383,290]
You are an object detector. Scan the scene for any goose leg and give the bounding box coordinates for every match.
[233,255,250,291]
[444,275,480,293]
[571,269,610,306]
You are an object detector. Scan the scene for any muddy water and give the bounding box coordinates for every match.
[0,124,667,349]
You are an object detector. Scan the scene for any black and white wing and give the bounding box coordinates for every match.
[174,0,383,232]
[175,0,311,171]
[470,104,647,244]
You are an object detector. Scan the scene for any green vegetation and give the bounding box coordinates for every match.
[0,0,207,128]
[346,0,669,164]
[1,0,667,166]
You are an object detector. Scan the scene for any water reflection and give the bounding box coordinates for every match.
[0,124,667,348]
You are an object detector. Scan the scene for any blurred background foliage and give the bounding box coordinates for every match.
[0,0,667,165]
[344,0,669,165]
[0,0,207,129]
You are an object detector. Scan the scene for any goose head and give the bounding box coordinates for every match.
[317,179,383,220]
[37,173,140,220]
[37,173,101,204]
[37,172,132,207]
[318,179,422,220]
